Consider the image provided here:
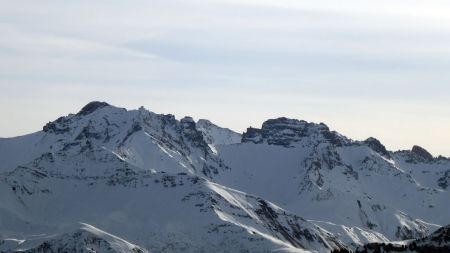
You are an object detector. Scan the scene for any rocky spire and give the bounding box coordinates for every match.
[411,145,433,162]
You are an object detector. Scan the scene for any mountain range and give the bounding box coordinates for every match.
[0,101,449,253]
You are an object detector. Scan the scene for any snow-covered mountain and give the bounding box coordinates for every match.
[0,102,448,253]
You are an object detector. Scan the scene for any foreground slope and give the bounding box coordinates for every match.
[351,224,450,253]
[0,152,344,252]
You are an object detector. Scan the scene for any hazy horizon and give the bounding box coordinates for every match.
[1,0,449,156]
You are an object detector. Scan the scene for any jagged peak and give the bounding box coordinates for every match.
[43,101,120,134]
[181,116,195,123]
[197,119,213,127]
[197,119,240,135]
[196,119,242,145]
[363,137,390,158]
[180,116,197,131]
[242,117,344,147]
[197,119,240,134]
[411,145,433,161]
[261,117,328,130]
[393,145,440,164]
[263,117,306,126]
[76,101,110,116]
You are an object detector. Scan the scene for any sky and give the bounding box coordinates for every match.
[0,0,449,156]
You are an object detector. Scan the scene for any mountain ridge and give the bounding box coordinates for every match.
[0,101,449,253]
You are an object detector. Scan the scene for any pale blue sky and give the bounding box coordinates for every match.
[0,0,449,156]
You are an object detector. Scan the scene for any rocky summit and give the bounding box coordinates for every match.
[0,102,449,253]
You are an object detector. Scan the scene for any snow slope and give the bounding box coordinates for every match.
[0,223,149,253]
[353,224,450,252]
[0,155,345,253]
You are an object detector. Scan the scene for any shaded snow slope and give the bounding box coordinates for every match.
[353,224,450,252]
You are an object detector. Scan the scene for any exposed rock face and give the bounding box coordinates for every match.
[242,117,346,147]
[438,170,450,189]
[411,145,433,162]
[395,145,437,164]
[364,137,390,158]
[43,101,111,133]
[241,127,263,144]
[180,116,208,149]
[77,101,110,116]
[42,116,71,133]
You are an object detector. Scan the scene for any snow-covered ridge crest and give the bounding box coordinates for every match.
[13,101,236,177]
